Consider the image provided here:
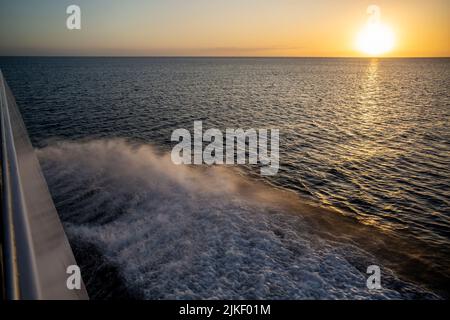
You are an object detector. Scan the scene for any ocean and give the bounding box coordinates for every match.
[0,57,448,299]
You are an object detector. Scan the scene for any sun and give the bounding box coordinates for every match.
[357,23,395,56]
[356,5,395,56]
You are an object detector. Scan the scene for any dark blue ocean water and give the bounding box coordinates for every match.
[1,57,449,299]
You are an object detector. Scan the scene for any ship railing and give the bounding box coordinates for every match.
[0,69,88,300]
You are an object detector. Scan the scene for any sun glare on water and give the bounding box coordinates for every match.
[356,5,395,56]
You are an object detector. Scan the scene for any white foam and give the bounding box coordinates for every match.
[37,139,433,299]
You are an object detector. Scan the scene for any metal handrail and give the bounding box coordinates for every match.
[0,70,88,300]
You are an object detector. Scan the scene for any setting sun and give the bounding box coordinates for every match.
[357,23,395,56]
[356,5,395,56]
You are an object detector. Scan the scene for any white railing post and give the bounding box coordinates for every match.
[0,70,88,300]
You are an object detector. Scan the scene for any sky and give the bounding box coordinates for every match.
[0,0,449,57]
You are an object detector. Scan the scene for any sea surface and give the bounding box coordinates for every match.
[1,57,449,299]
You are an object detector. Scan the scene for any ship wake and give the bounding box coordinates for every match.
[37,139,438,299]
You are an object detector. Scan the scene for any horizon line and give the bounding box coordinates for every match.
[1,55,449,59]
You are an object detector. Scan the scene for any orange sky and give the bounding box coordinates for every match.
[0,0,449,57]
